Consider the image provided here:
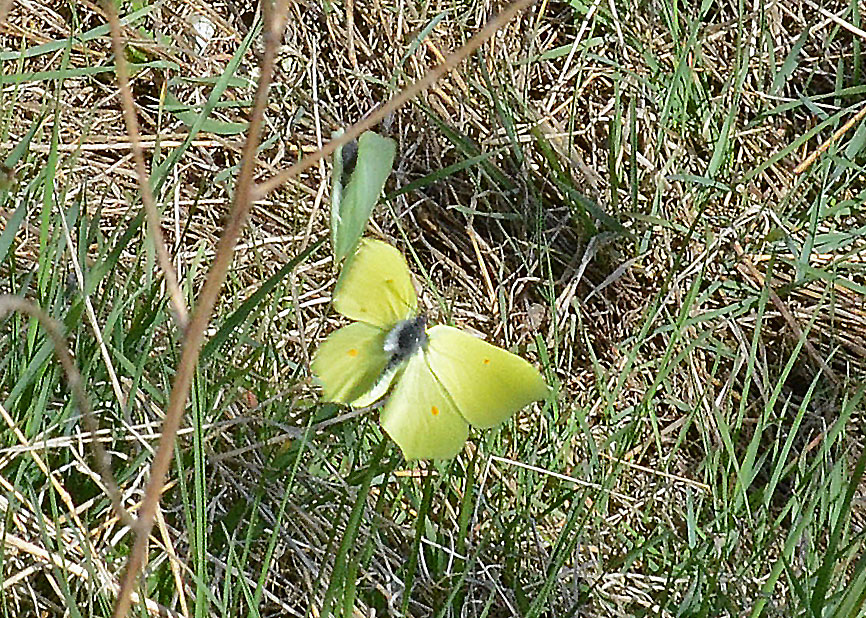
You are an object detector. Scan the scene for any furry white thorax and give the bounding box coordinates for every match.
[350,316,428,409]
[384,316,427,360]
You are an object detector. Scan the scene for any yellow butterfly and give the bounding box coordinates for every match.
[312,239,549,459]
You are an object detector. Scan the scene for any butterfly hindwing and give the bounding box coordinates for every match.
[311,322,390,404]
[379,353,469,460]
[333,239,418,329]
[425,325,549,428]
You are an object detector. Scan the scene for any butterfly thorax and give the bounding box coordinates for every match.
[384,315,427,369]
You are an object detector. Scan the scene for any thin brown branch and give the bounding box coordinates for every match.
[105,4,190,331]
[252,0,538,201]
[0,295,133,527]
[0,0,12,25]
[346,0,358,70]
[110,2,291,616]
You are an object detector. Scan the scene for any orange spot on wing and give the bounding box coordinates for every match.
[483,358,491,365]
[431,405,440,416]
[347,349,359,357]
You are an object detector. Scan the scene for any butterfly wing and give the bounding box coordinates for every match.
[350,363,401,408]
[331,132,396,262]
[379,353,469,459]
[311,322,390,404]
[425,325,549,428]
[333,239,417,328]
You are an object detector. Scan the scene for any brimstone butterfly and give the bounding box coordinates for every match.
[312,238,549,459]
[330,131,396,262]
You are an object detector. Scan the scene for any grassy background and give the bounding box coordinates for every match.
[1,0,865,616]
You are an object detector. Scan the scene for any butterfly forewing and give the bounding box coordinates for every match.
[333,239,417,329]
[425,325,549,428]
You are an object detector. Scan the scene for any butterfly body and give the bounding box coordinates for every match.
[312,239,549,459]
[339,138,359,186]
[384,316,427,364]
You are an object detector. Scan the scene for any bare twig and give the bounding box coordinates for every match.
[0,296,133,527]
[58,202,130,411]
[110,2,291,616]
[489,455,642,500]
[58,201,157,457]
[0,0,12,25]
[105,5,190,331]
[596,452,711,493]
[346,0,358,70]
[801,0,866,42]
[154,506,190,617]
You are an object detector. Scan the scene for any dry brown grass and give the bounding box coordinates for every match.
[2,0,866,616]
